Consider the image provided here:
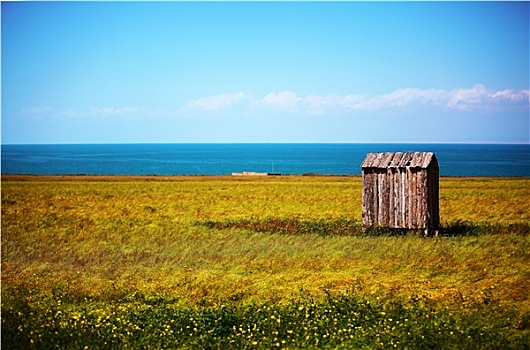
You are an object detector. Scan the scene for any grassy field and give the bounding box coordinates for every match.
[2,175,529,348]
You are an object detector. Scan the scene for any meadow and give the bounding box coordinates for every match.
[2,175,529,349]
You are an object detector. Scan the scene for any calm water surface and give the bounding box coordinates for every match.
[2,143,529,177]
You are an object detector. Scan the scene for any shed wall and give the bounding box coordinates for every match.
[361,152,439,230]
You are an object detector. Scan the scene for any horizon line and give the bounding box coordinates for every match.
[2,141,529,146]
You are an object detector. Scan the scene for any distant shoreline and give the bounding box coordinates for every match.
[1,174,357,182]
[2,174,528,182]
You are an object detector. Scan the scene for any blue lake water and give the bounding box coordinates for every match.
[1,143,529,177]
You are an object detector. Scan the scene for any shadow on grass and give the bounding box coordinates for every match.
[439,220,529,237]
[198,218,529,237]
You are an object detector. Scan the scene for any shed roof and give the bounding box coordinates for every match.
[361,152,437,169]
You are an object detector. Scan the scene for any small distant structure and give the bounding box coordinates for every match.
[233,161,281,176]
[232,171,269,176]
[361,152,439,234]
[268,160,282,176]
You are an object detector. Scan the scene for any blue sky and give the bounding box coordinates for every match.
[2,1,529,144]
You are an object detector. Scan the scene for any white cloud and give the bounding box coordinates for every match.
[182,85,528,115]
[447,84,489,110]
[303,94,350,115]
[261,91,301,108]
[447,84,530,110]
[183,92,247,111]
[19,106,53,117]
[56,106,149,118]
[492,89,529,102]
[353,88,450,110]
[45,85,527,121]
[87,106,140,116]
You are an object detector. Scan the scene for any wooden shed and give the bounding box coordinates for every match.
[361,152,439,232]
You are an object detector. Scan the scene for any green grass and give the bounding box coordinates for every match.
[4,293,529,349]
[2,176,530,348]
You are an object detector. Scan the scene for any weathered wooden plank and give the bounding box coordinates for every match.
[377,171,385,225]
[405,167,412,228]
[376,171,382,225]
[371,170,378,226]
[361,171,369,225]
[386,169,392,227]
[366,169,374,226]
[370,153,381,168]
[379,152,395,169]
[388,168,400,228]
[383,170,390,226]
[419,170,428,227]
[375,153,384,167]
[361,153,378,168]
[389,152,404,168]
[411,169,419,228]
[367,169,378,226]
[398,152,413,168]
[396,169,401,228]
[362,169,376,226]
[362,170,367,223]
[421,152,434,169]
[418,170,424,228]
[416,169,422,228]
[387,168,394,227]
[409,152,423,168]
[414,168,421,228]
[425,169,428,228]
[375,153,388,168]
[400,169,406,227]
[419,169,425,228]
